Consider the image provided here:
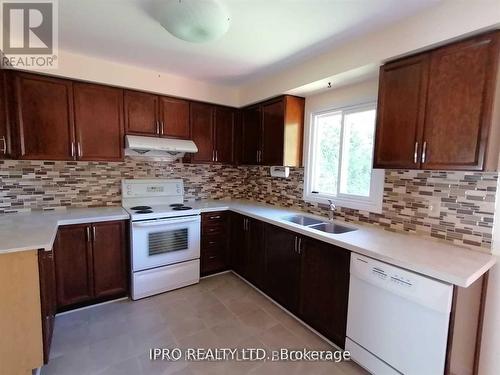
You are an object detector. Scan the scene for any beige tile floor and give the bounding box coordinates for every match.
[43,272,369,375]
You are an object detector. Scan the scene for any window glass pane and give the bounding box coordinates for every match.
[312,112,342,195]
[340,109,376,196]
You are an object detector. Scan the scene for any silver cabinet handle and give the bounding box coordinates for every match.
[77,142,82,158]
[0,136,6,154]
[294,236,298,252]
[92,226,96,242]
[86,226,91,242]
[156,121,160,135]
[421,141,427,163]
[215,150,218,162]
[160,120,164,136]
[414,142,418,164]
[298,237,302,254]
[71,141,75,158]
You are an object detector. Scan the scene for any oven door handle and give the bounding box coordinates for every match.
[133,216,200,227]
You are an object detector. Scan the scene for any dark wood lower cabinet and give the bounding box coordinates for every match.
[299,238,350,348]
[54,220,128,311]
[92,221,128,298]
[38,249,57,364]
[263,224,301,314]
[54,224,94,308]
[201,211,230,276]
[229,216,351,348]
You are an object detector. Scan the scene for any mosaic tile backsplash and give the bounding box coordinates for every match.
[0,159,497,252]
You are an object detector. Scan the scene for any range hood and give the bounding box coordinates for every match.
[125,135,198,162]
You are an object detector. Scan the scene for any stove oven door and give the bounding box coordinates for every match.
[131,215,201,272]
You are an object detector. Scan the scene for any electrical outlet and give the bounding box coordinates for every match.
[428,199,441,218]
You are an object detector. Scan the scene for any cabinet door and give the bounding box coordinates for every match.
[158,97,190,139]
[230,213,247,276]
[261,99,284,166]
[190,102,214,163]
[92,221,128,299]
[54,225,93,309]
[38,249,56,364]
[300,238,350,348]
[240,105,261,165]
[422,33,499,170]
[214,107,234,164]
[15,73,74,160]
[374,54,429,168]
[0,71,9,159]
[124,90,158,136]
[246,218,265,289]
[264,224,301,314]
[73,83,124,161]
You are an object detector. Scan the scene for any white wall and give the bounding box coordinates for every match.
[479,177,500,375]
[240,0,500,105]
[19,49,241,107]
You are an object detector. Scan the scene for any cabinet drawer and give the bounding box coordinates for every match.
[202,211,228,225]
[202,234,226,249]
[201,251,227,276]
[202,225,226,236]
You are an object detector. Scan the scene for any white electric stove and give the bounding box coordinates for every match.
[122,179,201,300]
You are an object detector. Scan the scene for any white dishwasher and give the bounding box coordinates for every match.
[346,254,453,375]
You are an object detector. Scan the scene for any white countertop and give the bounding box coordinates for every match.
[0,200,496,287]
[190,199,497,288]
[0,207,129,254]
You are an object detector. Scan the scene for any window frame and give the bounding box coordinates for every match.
[303,101,384,214]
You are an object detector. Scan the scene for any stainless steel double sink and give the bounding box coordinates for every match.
[282,215,357,234]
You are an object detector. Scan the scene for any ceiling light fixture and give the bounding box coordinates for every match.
[158,0,231,43]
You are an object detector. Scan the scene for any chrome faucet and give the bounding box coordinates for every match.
[328,199,336,221]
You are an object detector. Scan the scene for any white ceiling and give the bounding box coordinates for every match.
[59,0,441,86]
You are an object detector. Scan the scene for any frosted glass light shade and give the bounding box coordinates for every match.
[158,0,231,43]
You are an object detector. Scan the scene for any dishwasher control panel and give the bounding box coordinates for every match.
[350,253,453,313]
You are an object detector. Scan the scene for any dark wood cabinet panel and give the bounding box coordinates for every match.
[92,221,128,298]
[246,218,265,289]
[261,99,285,166]
[214,107,234,164]
[159,97,190,139]
[230,213,247,276]
[264,224,301,314]
[422,33,499,170]
[0,71,9,159]
[38,249,56,364]
[73,83,124,161]
[300,238,350,348]
[240,105,261,165]
[15,73,74,160]
[54,225,93,308]
[124,90,158,136]
[374,54,429,169]
[190,102,215,163]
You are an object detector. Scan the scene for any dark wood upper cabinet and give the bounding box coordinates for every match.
[190,102,215,163]
[374,54,429,169]
[124,90,158,136]
[240,105,261,165]
[374,31,500,171]
[73,83,124,161]
[263,224,301,314]
[38,249,56,364]
[422,33,499,170]
[261,99,285,166]
[300,238,350,348]
[159,97,190,139]
[214,106,235,164]
[0,71,9,159]
[54,224,94,308]
[239,95,304,167]
[92,221,128,298]
[15,73,74,160]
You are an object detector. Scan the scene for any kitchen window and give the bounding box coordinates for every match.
[304,102,384,213]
